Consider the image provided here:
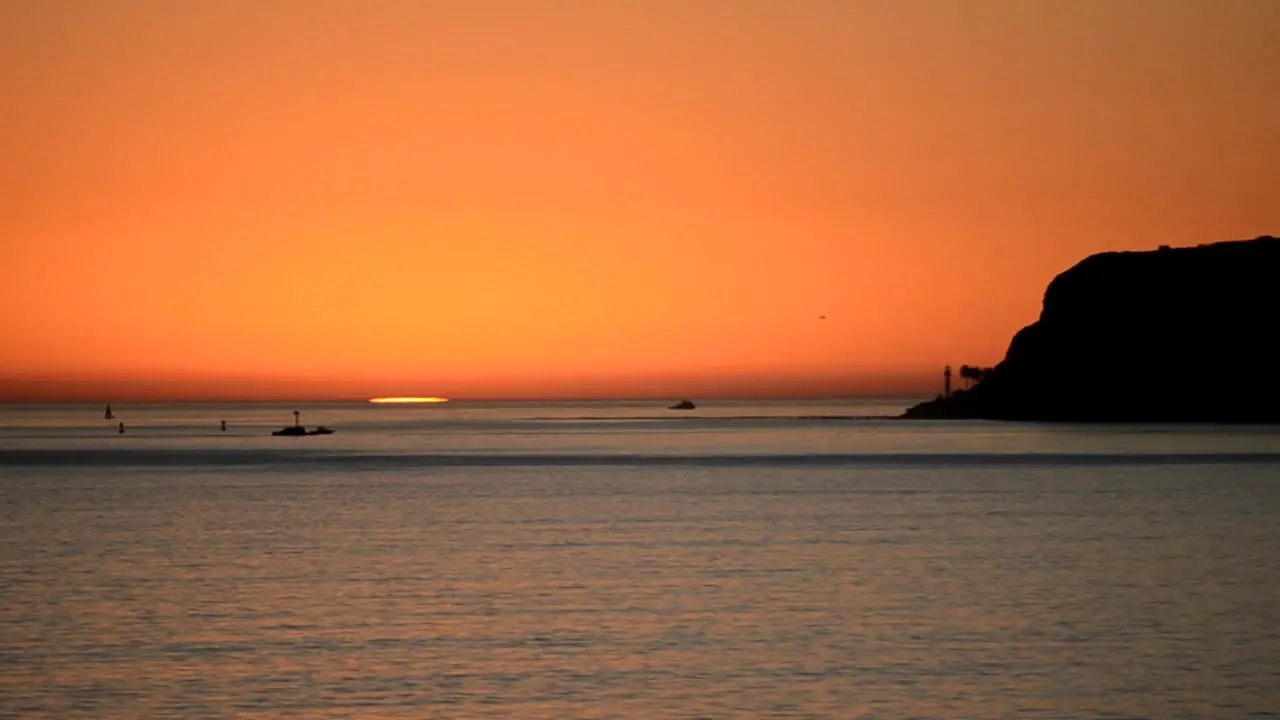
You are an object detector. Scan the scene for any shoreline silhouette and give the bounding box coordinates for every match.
[904,235,1280,422]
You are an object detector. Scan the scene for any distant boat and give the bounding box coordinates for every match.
[104,404,114,420]
[271,410,335,436]
[273,410,307,436]
[669,399,696,410]
[271,426,308,436]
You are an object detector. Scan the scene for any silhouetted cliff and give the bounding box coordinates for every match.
[904,236,1280,421]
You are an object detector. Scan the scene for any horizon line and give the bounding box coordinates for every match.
[0,393,933,406]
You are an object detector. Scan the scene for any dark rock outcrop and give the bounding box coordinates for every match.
[904,236,1280,422]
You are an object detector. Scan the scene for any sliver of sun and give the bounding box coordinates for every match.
[368,397,449,404]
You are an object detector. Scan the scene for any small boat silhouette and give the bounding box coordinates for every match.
[271,411,336,436]
[272,426,308,436]
[669,399,696,410]
[104,404,114,420]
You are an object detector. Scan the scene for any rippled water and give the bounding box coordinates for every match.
[2,401,1278,717]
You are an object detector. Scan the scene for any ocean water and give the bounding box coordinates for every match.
[1,399,1278,718]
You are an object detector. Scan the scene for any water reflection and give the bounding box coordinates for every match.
[2,462,1278,717]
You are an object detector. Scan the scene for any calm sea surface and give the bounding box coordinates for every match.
[2,400,1278,718]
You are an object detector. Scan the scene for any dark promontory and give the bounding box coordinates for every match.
[904,236,1280,422]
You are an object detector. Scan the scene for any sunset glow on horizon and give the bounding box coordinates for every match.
[2,1,1276,402]
[369,397,450,404]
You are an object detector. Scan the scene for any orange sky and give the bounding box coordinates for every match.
[2,1,1277,401]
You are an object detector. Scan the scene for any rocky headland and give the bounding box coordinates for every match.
[904,236,1280,422]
